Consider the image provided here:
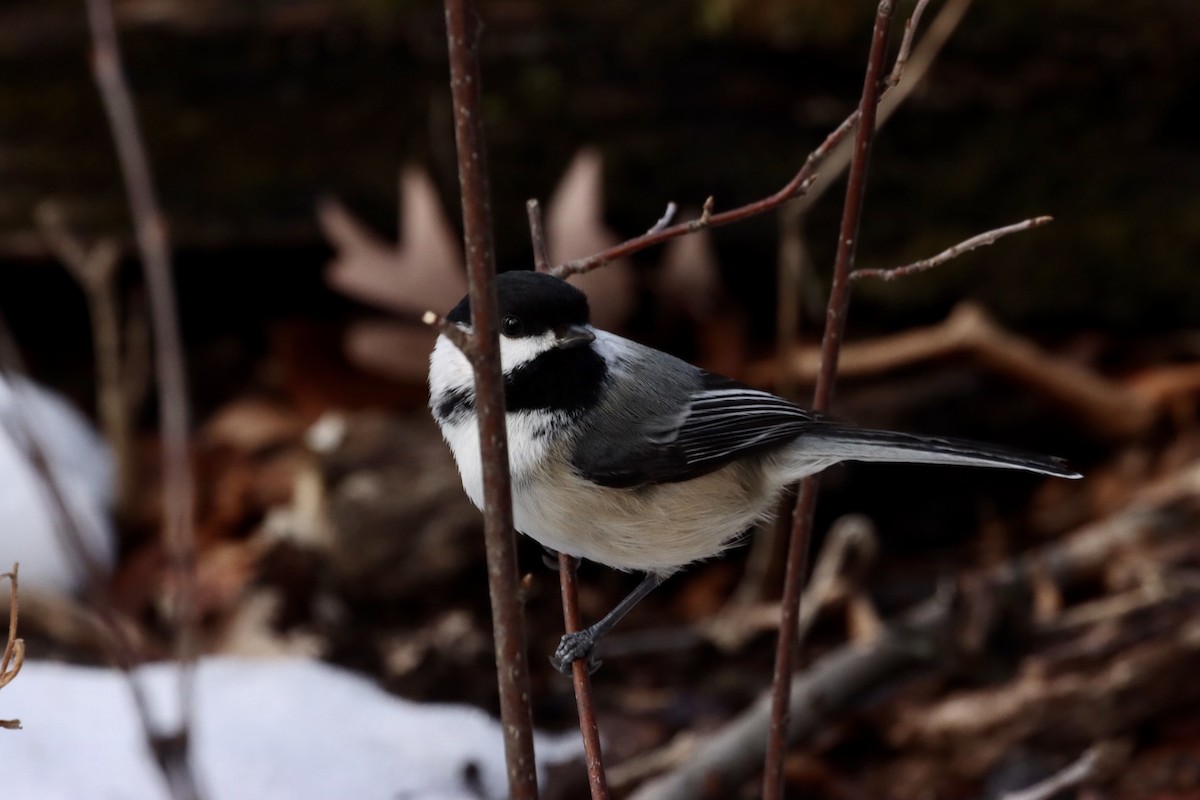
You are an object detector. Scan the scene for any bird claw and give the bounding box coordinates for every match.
[551,630,602,675]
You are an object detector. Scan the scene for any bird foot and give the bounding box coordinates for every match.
[551,630,602,675]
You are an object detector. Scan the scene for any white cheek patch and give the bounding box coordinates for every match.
[499,332,557,373]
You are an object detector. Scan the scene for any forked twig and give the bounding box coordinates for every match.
[851,216,1052,281]
[34,201,138,516]
[547,0,941,282]
[887,0,933,86]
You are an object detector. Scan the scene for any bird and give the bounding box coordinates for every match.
[427,270,1080,673]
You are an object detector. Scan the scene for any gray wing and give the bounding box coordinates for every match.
[570,336,818,488]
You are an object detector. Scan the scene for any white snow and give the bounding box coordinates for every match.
[0,374,115,593]
[2,657,581,800]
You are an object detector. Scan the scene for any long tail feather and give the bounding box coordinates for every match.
[793,423,1081,479]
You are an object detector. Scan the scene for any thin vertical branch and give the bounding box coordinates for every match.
[529,161,609,796]
[82,1,200,796]
[762,2,898,797]
[443,1,540,797]
[84,0,195,630]
[559,555,611,799]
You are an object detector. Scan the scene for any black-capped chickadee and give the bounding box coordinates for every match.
[428,271,1080,673]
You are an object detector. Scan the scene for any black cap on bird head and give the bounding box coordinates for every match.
[446,271,591,338]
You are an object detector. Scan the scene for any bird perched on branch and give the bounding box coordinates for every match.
[428,271,1080,673]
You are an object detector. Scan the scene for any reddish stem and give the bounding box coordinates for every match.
[559,554,611,799]
[762,2,898,798]
[444,1,540,797]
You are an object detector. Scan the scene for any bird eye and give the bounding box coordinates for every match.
[501,315,524,337]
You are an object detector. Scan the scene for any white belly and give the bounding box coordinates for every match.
[511,462,779,572]
[438,411,797,573]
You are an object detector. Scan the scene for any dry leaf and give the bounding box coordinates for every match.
[547,147,637,330]
[320,166,466,316]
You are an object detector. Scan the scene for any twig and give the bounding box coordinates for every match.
[0,565,21,730]
[84,2,201,791]
[886,0,932,86]
[646,202,678,235]
[999,742,1127,800]
[526,199,552,273]
[34,201,137,517]
[548,135,822,279]
[443,1,540,797]
[792,0,973,216]
[852,216,1053,281]
[551,0,964,283]
[763,2,897,797]
[558,554,610,799]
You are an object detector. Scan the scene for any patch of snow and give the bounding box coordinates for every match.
[3,657,581,800]
[0,375,115,593]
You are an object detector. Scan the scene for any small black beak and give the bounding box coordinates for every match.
[556,324,595,348]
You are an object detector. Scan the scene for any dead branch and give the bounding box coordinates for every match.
[628,462,1200,800]
[749,302,1159,440]
[851,216,1053,281]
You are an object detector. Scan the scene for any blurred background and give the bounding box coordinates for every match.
[2,0,1199,798]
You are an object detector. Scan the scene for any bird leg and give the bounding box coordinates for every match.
[552,572,666,674]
